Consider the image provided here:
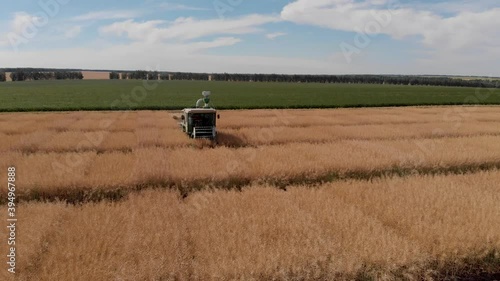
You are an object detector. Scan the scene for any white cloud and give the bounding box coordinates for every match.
[64,26,82,38]
[10,12,42,34]
[0,12,45,50]
[72,10,142,21]
[0,38,498,75]
[281,0,500,50]
[188,37,242,50]
[266,32,287,40]
[99,20,166,41]
[407,0,500,14]
[99,14,280,42]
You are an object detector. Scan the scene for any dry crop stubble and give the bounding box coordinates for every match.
[0,106,498,280]
[3,134,500,200]
[216,107,500,129]
[0,121,38,134]
[37,131,105,152]
[0,133,22,152]
[4,170,500,280]
[329,171,500,258]
[0,201,71,281]
[97,131,137,151]
[219,121,500,146]
[30,191,188,281]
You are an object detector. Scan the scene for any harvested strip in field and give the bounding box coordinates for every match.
[0,133,22,152]
[69,118,116,131]
[38,131,108,152]
[0,151,96,194]
[107,115,138,131]
[47,118,82,132]
[98,131,137,151]
[10,131,56,153]
[135,128,192,148]
[0,120,37,134]
[86,151,142,188]
[3,134,500,201]
[216,107,500,129]
[83,111,131,120]
[162,135,500,187]
[137,116,162,128]
[8,170,500,280]
[135,128,164,147]
[219,121,500,146]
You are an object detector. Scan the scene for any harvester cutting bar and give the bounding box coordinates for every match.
[193,127,216,139]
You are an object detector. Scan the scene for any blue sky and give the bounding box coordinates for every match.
[0,0,499,76]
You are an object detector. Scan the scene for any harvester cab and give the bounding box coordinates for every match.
[180,91,219,140]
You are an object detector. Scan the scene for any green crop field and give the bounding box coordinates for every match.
[1,80,499,112]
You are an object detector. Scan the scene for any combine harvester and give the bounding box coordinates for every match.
[178,91,219,140]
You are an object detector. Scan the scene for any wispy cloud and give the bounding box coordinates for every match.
[10,12,42,34]
[281,0,500,50]
[99,14,280,43]
[266,32,287,40]
[0,12,44,49]
[0,41,335,74]
[72,10,142,21]
[64,26,82,38]
[158,3,209,11]
[188,37,242,50]
[406,0,500,14]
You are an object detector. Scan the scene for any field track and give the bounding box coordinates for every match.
[1,106,499,280]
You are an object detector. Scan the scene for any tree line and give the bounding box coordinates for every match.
[109,71,500,89]
[4,70,83,81]
[209,73,500,88]
[110,71,161,80]
[1,68,498,89]
[110,71,210,81]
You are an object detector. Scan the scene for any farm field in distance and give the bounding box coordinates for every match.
[1,106,500,280]
[1,80,500,112]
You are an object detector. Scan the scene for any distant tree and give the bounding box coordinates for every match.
[110,72,120,79]
[159,73,170,80]
[10,71,27,81]
[147,71,159,80]
[0,72,6,82]
[53,71,83,80]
